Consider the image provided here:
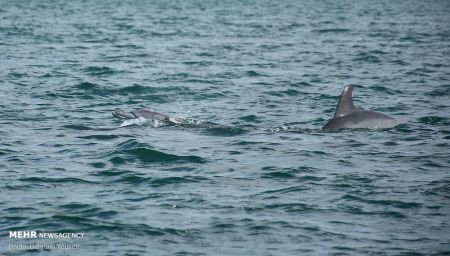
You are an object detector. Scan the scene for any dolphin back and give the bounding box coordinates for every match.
[323,110,400,129]
[323,85,401,130]
[131,109,171,121]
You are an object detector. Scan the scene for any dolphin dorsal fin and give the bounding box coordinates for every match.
[334,85,356,117]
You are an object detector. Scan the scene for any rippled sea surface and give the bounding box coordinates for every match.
[1,0,449,255]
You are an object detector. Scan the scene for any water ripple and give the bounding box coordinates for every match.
[1,0,449,255]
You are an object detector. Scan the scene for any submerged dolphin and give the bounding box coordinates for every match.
[322,85,401,130]
[112,108,184,125]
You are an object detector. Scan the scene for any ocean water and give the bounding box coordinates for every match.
[1,0,449,255]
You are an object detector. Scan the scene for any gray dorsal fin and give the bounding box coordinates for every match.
[334,85,356,117]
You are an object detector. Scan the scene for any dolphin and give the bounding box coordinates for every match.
[112,108,184,125]
[322,85,401,130]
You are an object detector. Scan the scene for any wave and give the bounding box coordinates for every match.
[425,85,450,97]
[342,194,422,209]
[63,124,93,130]
[77,134,131,140]
[110,139,206,164]
[129,147,206,163]
[313,28,351,33]
[352,52,382,64]
[368,85,402,94]
[244,70,268,77]
[200,125,249,136]
[82,66,120,76]
[417,116,448,126]
[20,177,97,184]
[41,82,193,102]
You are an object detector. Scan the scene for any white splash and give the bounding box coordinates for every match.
[119,117,148,127]
[119,117,170,128]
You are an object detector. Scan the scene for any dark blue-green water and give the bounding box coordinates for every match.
[1,0,449,255]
